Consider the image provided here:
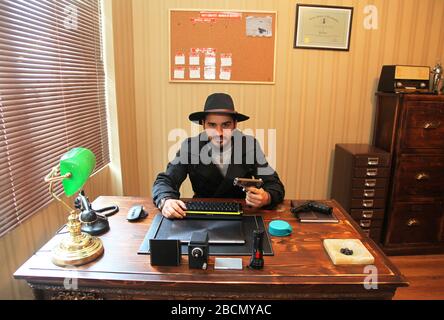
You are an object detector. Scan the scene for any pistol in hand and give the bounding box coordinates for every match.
[233,177,264,191]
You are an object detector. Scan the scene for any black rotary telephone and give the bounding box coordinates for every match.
[75,190,119,236]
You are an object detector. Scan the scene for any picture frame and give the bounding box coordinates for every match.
[294,4,354,51]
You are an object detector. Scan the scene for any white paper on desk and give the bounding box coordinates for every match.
[204,66,216,80]
[219,67,231,81]
[175,53,185,65]
[173,67,185,79]
[246,16,273,37]
[189,66,201,79]
[214,258,243,270]
[220,53,232,67]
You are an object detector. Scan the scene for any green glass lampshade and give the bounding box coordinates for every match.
[60,148,96,196]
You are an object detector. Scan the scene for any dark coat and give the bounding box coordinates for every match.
[152,130,285,208]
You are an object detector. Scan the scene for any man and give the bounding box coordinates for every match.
[152,93,285,219]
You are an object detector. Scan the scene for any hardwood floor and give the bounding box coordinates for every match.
[390,255,444,300]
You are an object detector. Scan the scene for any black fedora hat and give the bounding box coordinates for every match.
[189,93,250,124]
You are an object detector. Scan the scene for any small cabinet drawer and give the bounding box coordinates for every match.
[362,227,382,242]
[354,155,390,167]
[402,103,444,150]
[394,156,444,199]
[351,198,385,209]
[352,178,388,189]
[351,209,385,220]
[357,219,383,228]
[352,188,386,199]
[386,203,444,244]
[353,167,390,178]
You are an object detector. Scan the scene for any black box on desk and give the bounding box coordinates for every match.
[149,239,181,266]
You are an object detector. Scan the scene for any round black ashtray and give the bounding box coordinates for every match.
[340,248,354,256]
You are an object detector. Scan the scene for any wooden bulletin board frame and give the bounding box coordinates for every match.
[169,9,277,84]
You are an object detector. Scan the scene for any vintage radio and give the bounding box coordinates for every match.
[378,65,430,93]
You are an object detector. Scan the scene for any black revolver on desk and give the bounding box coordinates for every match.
[291,201,333,215]
[233,177,264,191]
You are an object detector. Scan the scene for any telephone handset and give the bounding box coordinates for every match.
[75,190,119,236]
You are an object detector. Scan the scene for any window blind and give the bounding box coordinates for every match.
[0,0,110,237]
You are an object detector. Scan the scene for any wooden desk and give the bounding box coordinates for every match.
[14,197,408,300]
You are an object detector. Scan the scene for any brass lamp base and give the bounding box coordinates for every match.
[52,209,104,267]
[52,232,104,267]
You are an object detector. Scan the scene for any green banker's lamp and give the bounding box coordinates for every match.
[44,148,104,267]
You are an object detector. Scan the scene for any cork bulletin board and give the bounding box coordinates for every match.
[169,9,277,84]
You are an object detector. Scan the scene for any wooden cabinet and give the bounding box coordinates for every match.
[374,93,444,255]
[331,144,391,243]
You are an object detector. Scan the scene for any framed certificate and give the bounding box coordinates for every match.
[294,4,353,51]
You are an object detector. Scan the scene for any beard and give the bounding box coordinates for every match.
[209,135,232,149]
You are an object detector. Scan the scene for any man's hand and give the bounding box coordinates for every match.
[161,199,187,219]
[245,187,271,208]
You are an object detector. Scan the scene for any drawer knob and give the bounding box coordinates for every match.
[407,218,420,227]
[415,172,430,181]
[366,169,378,177]
[367,157,379,166]
[360,220,372,228]
[362,200,374,208]
[423,121,441,129]
[364,189,375,198]
[362,210,374,219]
[365,179,377,187]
